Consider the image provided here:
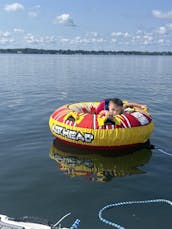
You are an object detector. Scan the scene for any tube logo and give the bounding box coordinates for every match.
[52,125,94,143]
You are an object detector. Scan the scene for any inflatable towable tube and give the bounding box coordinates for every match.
[49,101,154,149]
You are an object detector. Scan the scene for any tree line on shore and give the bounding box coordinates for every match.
[0,48,172,55]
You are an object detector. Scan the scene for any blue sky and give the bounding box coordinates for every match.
[0,0,172,51]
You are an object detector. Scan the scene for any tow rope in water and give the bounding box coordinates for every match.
[155,146,172,157]
[99,199,172,229]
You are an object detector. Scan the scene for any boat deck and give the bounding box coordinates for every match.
[0,221,24,229]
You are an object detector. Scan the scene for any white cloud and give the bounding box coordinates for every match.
[152,10,172,19]
[13,28,24,33]
[158,39,165,44]
[0,31,14,44]
[28,11,38,17]
[54,14,76,26]
[155,38,171,46]
[28,5,40,17]
[135,35,141,39]
[109,25,172,48]
[32,5,41,9]
[111,38,117,43]
[0,31,11,37]
[0,37,14,44]
[25,34,56,44]
[111,32,130,37]
[60,38,70,43]
[90,32,98,37]
[128,32,154,46]
[111,32,123,36]
[72,37,90,44]
[157,26,168,34]
[59,36,105,45]
[136,30,143,34]
[156,23,172,34]
[4,3,24,12]
[167,23,172,29]
[123,32,129,37]
[143,35,153,45]
[95,38,104,43]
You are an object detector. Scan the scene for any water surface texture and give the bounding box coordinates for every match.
[0,54,172,228]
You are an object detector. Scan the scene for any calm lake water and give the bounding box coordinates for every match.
[0,54,172,229]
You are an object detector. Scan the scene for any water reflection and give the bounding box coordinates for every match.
[49,139,152,182]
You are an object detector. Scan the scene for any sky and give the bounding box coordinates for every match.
[0,0,172,51]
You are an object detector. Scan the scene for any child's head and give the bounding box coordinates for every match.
[108,98,123,115]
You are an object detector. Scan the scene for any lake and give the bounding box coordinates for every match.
[0,54,172,229]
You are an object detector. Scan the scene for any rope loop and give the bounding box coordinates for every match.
[99,199,172,228]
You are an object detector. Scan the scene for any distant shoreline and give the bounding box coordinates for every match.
[0,48,172,55]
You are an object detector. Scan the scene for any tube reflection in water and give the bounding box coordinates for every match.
[49,139,152,182]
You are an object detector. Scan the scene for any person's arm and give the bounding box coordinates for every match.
[96,100,105,114]
[124,102,147,110]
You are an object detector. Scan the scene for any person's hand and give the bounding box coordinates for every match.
[99,110,112,118]
[99,110,115,119]
[99,110,110,118]
[140,105,147,109]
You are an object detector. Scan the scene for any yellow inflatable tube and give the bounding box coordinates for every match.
[49,102,154,149]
